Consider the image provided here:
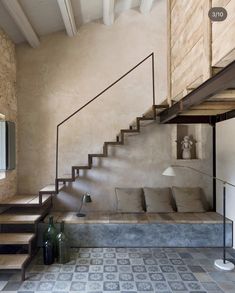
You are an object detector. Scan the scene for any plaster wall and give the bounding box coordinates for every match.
[54,122,213,212]
[216,118,235,248]
[16,2,213,212]
[0,28,17,201]
[16,2,168,195]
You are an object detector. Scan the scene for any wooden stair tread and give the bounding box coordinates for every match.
[57,178,73,182]
[0,233,35,244]
[104,141,122,145]
[0,195,38,205]
[143,106,155,118]
[29,194,51,204]
[0,214,41,224]
[72,166,91,170]
[139,117,155,121]
[0,194,51,206]
[6,205,50,215]
[121,129,139,133]
[0,254,29,269]
[90,153,107,157]
[40,183,64,194]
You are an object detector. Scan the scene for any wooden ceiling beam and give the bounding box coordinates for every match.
[140,0,155,14]
[103,0,115,26]
[2,0,40,48]
[57,0,77,37]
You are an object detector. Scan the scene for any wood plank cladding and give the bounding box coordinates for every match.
[170,0,212,101]
[168,0,235,109]
[212,0,235,66]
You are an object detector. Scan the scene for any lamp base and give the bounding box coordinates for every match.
[214,259,234,271]
[76,213,86,217]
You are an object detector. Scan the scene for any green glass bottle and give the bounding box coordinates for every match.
[43,215,58,259]
[56,221,70,264]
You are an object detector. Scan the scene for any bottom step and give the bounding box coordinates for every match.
[0,233,35,245]
[0,254,29,269]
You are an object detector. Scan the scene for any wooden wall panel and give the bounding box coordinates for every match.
[172,38,204,99]
[171,5,203,70]
[212,0,235,66]
[213,0,230,7]
[170,0,211,100]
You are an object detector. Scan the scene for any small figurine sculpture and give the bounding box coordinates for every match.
[181,136,193,159]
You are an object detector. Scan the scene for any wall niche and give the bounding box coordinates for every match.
[172,124,204,160]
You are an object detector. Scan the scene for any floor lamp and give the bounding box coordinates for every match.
[162,165,235,271]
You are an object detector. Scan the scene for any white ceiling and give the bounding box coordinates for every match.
[0,0,141,44]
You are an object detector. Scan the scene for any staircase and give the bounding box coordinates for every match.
[0,53,167,280]
[0,187,62,280]
[55,105,165,187]
[0,105,165,280]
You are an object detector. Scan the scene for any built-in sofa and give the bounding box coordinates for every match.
[38,187,233,247]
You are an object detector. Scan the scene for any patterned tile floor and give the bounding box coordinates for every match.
[1,247,235,292]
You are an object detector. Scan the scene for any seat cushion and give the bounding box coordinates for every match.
[115,188,145,213]
[172,186,209,212]
[143,187,176,213]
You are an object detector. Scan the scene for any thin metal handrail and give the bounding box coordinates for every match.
[55,52,155,191]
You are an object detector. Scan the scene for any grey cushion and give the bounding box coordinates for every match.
[143,187,175,213]
[172,186,209,212]
[115,188,145,213]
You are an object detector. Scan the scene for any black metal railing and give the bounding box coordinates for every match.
[55,52,156,191]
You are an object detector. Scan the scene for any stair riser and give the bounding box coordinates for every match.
[0,225,37,233]
[0,243,33,255]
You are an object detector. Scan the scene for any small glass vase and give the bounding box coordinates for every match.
[43,215,58,260]
[56,221,70,264]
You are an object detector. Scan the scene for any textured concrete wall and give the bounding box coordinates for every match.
[0,28,17,201]
[53,121,213,211]
[16,2,212,211]
[16,2,168,195]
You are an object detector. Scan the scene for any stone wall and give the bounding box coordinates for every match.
[0,28,17,201]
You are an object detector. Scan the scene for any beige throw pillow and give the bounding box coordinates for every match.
[115,188,144,213]
[172,186,208,212]
[143,187,175,213]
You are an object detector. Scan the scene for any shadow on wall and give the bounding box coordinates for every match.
[53,121,213,212]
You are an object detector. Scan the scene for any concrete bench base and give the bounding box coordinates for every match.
[38,222,233,248]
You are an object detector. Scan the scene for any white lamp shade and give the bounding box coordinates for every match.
[162,166,176,177]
